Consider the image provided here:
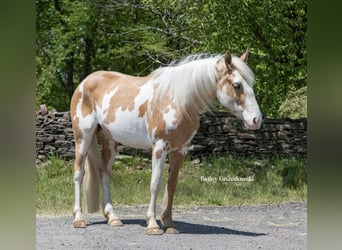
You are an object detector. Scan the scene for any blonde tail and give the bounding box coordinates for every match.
[82,135,103,213]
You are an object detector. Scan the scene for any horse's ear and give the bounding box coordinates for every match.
[224,50,232,69]
[240,48,250,63]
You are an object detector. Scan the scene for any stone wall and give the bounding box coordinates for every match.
[193,112,306,158]
[36,111,307,163]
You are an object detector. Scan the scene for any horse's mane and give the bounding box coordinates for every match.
[150,53,254,120]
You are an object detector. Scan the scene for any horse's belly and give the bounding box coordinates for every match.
[100,109,151,149]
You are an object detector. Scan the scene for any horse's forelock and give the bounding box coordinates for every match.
[231,56,255,86]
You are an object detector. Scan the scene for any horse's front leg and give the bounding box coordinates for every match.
[160,150,185,234]
[146,140,167,235]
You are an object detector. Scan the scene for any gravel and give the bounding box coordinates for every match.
[36,202,306,250]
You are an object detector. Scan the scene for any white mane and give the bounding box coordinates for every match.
[151,54,220,117]
[150,53,254,119]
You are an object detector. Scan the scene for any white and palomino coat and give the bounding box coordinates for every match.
[70,50,262,234]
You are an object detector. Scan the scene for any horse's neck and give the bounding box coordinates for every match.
[184,84,217,114]
[151,57,219,122]
[183,60,218,112]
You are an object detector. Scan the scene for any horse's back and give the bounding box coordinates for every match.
[71,70,149,116]
[76,70,147,99]
[70,70,153,148]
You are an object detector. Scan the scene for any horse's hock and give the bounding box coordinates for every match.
[35,111,307,163]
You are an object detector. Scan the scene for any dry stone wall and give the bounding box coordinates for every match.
[193,112,306,158]
[36,112,75,163]
[36,111,307,163]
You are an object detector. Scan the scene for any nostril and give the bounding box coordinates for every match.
[253,117,258,124]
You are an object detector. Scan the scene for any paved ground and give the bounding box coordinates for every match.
[36,202,306,250]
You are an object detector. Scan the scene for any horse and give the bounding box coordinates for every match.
[70,49,262,235]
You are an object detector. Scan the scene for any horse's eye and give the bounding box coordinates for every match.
[233,82,241,90]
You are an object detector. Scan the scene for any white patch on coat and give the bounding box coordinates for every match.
[163,104,177,133]
[96,81,153,149]
[74,82,97,155]
[98,87,119,120]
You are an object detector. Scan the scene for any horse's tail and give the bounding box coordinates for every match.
[82,135,103,213]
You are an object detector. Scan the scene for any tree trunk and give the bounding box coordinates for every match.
[66,52,74,100]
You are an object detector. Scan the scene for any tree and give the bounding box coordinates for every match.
[36,0,101,110]
[278,86,307,119]
[36,0,307,117]
[189,0,307,116]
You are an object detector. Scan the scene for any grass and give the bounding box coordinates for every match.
[36,154,307,214]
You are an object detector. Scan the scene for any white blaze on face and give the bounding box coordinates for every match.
[235,75,262,130]
[241,83,262,130]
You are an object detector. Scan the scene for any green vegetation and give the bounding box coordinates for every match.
[36,155,306,214]
[278,86,307,119]
[36,0,307,117]
[36,157,74,214]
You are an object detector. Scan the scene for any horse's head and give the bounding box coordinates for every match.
[216,50,262,130]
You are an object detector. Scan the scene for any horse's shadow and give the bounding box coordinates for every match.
[88,219,266,236]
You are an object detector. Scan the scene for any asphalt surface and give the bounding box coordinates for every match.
[36,202,306,250]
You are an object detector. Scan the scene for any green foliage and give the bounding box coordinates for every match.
[36,155,306,213]
[36,156,74,213]
[277,157,307,188]
[36,0,307,117]
[278,86,307,119]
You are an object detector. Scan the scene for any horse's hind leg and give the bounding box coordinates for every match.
[97,128,123,227]
[72,125,97,228]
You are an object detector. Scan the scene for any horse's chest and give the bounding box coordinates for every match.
[146,104,199,149]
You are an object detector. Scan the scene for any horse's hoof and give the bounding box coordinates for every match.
[164,227,179,234]
[73,219,86,228]
[108,219,123,227]
[146,227,164,235]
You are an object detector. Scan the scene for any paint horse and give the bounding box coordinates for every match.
[70,50,262,235]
